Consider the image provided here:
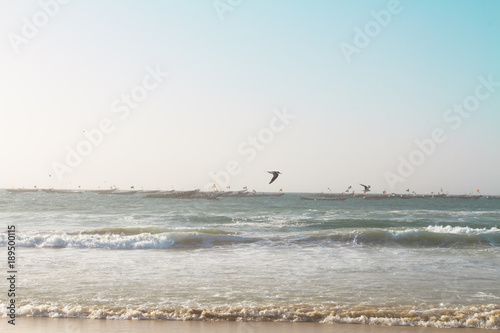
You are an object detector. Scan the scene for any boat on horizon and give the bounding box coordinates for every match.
[446,194,482,199]
[315,192,359,198]
[219,190,249,197]
[301,196,346,201]
[363,195,389,200]
[239,192,285,197]
[42,189,82,193]
[89,189,117,194]
[144,190,222,199]
[106,190,139,195]
[6,188,39,193]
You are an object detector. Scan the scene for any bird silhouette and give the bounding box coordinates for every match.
[360,184,371,193]
[268,171,281,184]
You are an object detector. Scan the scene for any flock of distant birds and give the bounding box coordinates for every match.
[4,171,500,200]
[300,183,500,201]
[299,192,499,201]
[3,186,499,201]
[3,187,284,199]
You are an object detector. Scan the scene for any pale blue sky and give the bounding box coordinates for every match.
[1,0,499,193]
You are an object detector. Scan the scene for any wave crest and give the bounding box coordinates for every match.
[1,303,498,329]
[301,226,500,248]
[0,226,498,249]
[1,228,253,249]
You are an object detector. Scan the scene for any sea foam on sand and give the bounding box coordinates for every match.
[1,318,496,333]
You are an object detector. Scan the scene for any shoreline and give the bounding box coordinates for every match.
[2,318,497,333]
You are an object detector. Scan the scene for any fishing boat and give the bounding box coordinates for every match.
[219,190,249,197]
[145,190,204,199]
[315,193,351,198]
[6,188,39,193]
[89,189,117,194]
[107,191,138,195]
[239,192,285,197]
[413,194,434,198]
[447,195,482,199]
[42,189,81,193]
[360,193,390,200]
[300,197,346,201]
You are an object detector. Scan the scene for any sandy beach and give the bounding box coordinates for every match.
[2,318,497,333]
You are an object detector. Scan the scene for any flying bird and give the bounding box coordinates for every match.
[360,184,371,193]
[268,171,281,184]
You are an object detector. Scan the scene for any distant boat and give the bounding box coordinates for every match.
[447,195,482,199]
[215,191,284,198]
[243,192,284,197]
[413,194,434,199]
[89,189,117,194]
[107,191,138,195]
[144,190,218,199]
[300,197,346,201]
[219,190,249,197]
[6,188,39,193]
[42,189,81,194]
[151,190,222,200]
[486,196,500,200]
[315,193,354,198]
[363,195,389,200]
[447,194,467,199]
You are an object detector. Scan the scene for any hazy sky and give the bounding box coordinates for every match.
[1,0,499,193]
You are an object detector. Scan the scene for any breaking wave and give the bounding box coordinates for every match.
[1,302,498,329]
[0,225,498,249]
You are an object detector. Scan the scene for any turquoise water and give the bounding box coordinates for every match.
[0,191,499,328]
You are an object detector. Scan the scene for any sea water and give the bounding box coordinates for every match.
[0,191,499,328]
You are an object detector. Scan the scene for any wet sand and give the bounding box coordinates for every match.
[1,318,495,333]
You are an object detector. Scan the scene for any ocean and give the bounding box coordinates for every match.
[0,190,499,329]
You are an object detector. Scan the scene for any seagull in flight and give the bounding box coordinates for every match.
[268,171,281,184]
[360,184,371,193]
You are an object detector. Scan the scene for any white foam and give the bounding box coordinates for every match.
[425,225,499,235]
[1,303,497,329]
[11,231,255,249]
